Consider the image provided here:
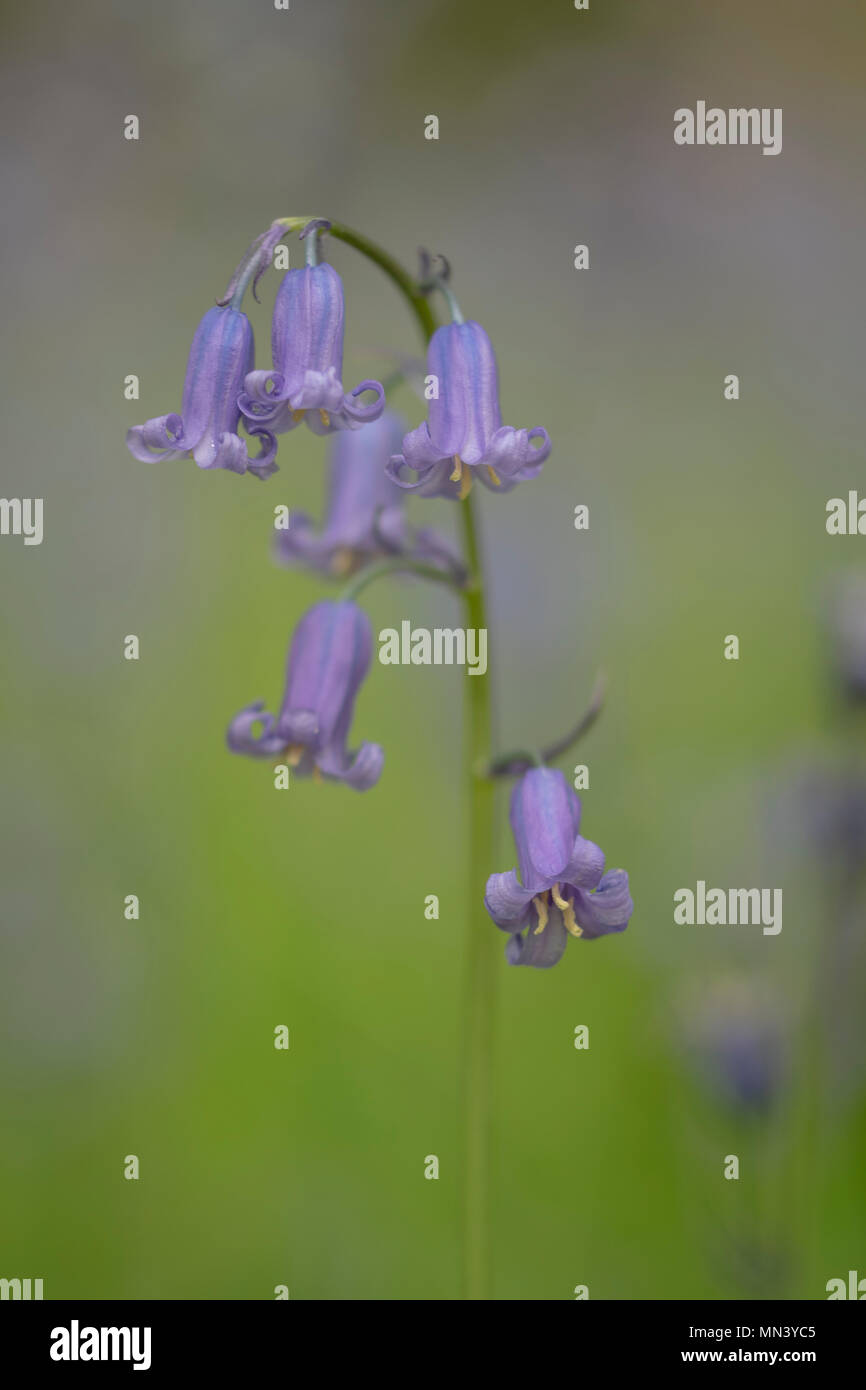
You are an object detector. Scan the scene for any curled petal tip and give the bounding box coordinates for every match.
[339,740,385,791]
[342,379,386,424]
[226,701,285,757]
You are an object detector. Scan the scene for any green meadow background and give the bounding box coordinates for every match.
[1,0,865,1299]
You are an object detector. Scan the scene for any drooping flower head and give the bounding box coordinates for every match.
[126,306,277,480]
[484,767,632,967]
[387,321,551,500]
[240,263,385,437]
[226,600,383,791]
[276,411,464,580]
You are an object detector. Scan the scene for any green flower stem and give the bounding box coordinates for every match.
[338,555,465,603]
[483,748,545,777]
[327,223,438,343]
[457,493,497,1300]
[485,674,606,778]
[279,217,497,1299]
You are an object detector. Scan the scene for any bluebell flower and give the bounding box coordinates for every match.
[485,767,632,967]
[276,411,464,579]
[126,306,277,479]
[239,263,385,437]
[226,600,383,791]
[386,321,551,499]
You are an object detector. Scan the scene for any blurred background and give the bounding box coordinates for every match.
[1,0,865,1299]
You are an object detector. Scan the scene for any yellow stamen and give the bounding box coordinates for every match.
[551,881,582,936]
[319,409,330,427]
[551,883,569,911]
[330,547,357,577]
[291,408,306,424]
[285,744,305,767]
[563,899,582,938]
[486,465,501,487]
[532,891,549,935]
[450,454,474,498]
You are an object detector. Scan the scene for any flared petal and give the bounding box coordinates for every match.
[245,426,279,480]
[317,739,384,791]
[288,367,346,413]
[226,701,288,757]
[188,426,277,479]
[561,835,606,889]
[192,431,248,474]
[239,369,288,409]
[481,426,551,482]
[571,869,633,939]
[340,379,387,424]
[506,916,569,969]
[386,453,459,498]
[400,420,452,470]
[484,870,535,933]
[125,414,187,463]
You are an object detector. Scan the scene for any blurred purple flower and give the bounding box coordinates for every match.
[828,573,866,703]
[710,1028,783,1113]
[126,306,277,480]
[685,978,787,1115]
[774,756,866,886]
[386,321,551,500]
[239,263,385,437]
[485,767,632,968]
[276,411,464,580]
[226,600,383,791]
